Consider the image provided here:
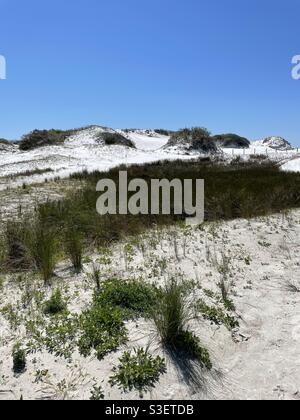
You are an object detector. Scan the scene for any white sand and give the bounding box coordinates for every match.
[1,210,300,400]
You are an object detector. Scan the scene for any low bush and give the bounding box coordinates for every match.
[167,127,218,153]
[101,132,135,148]
[19,129,76,151]
[78,305,127,360]
[109,348,166,395]
[94,278,157,319]
[43,289,67,316]
[90,385,105,400]
[12,343,26,374]
[213,133,250,149]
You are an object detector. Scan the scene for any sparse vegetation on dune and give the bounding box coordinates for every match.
[19,129,77,151]
[167,127,218,153]
[213,133,250,149]
[101,132,136,148]
[1,158,300,273]
[1,153,300,399]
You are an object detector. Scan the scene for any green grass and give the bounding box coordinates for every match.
[64,225,84,273]
[28,222,58,285]
[151,278,211,369]
[3,159,300,273]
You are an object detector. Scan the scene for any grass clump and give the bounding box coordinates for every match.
[28,223,57,284]
[43,289,67,316]
[64,226,83,273]
[4,222,30,270]
[197,300,239,330]
[109,348,166,396]
[12,343,26,374]
[89,263,101,290]
[152,278,211,370]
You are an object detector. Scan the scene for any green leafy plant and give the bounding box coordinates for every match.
[78,305,127,360]
[27,314,79,360]
[109,348,166,395]
[197,300,239,330]
[94,278,156,319]
[89,385,105,400]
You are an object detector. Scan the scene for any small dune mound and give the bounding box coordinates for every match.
[0,138,18,153]
[213,133,250,149]
[165,127,218,154]
[262,136,293,151]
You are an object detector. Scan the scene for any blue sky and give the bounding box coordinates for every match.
[0,0,300,145]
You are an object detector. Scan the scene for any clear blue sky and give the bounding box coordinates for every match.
[1,0,300,145]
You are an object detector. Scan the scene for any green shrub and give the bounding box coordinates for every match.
[19,129,75,151]
[43,289,67,316]
[109,348,166,395]
[101,132,135,148]
[94,278,157,319]
[12,343,26,374]
[167,127,217,153]
[213,133,250,149]
[78,305,127,360]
